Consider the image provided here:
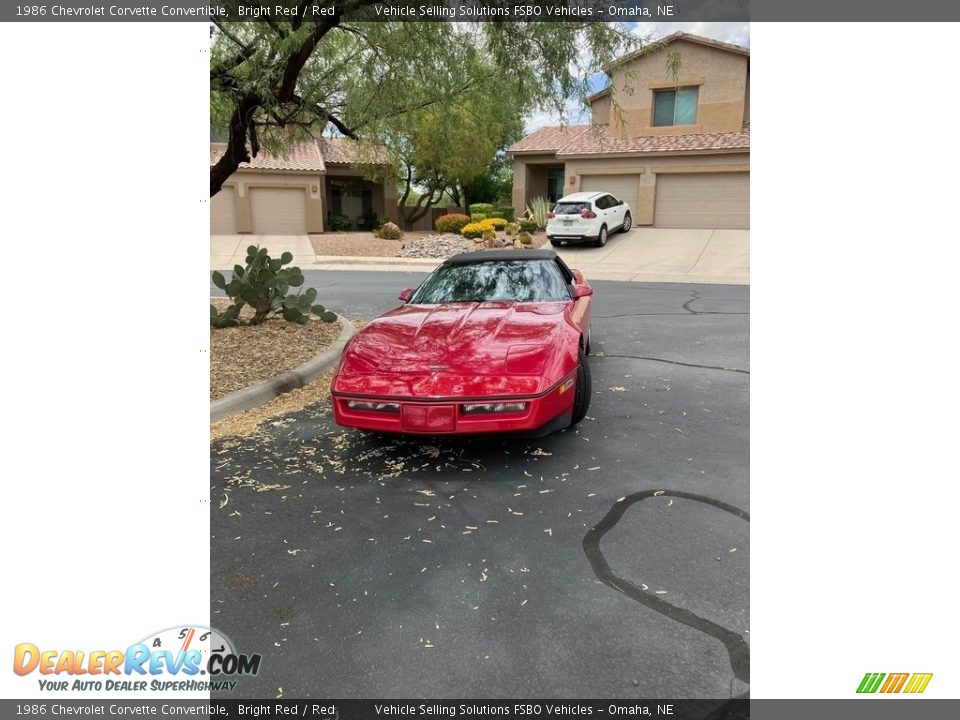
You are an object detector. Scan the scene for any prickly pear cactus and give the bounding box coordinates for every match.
[211,246,338,327]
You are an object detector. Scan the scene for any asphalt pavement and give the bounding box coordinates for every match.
[210,271,749,699]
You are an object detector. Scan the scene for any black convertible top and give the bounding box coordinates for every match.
[444,249,558,265]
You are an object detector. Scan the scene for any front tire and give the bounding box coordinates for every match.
[570,348,592,426]
[621,213,632,233]
[594,225,608,248]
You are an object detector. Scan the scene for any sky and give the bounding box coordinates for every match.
[523,21,750,134]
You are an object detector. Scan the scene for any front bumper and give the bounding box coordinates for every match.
[332,375,576,436]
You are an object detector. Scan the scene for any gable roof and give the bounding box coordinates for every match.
[587,32,750,105]
[508,123,749,158]
[209,136,391,173]
[605,31,749,73]
[315,136,391,165]
[209,140,325,172]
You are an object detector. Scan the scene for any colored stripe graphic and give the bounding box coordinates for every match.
[858,672,933,694]
[857,673,885,693]
[904,673,933,694]
[880,673,909,693]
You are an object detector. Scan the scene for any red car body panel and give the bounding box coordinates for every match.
[331,256,592,435]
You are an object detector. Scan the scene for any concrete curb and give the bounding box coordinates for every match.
[299,256,443,273]
[210,314,356,425]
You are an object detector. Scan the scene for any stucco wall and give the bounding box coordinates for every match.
[512,156,561,212]
[602,40,748,137]
[591,96,611,126]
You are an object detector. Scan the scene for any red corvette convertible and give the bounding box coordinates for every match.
[331,249,594,436]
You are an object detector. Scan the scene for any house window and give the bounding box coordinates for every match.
[653,87,699,126]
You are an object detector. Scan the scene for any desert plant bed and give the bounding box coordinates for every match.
[210,298,342,401]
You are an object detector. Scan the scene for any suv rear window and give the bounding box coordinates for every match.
[553,202,590,215]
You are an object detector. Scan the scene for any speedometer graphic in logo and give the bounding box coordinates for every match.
[136,625,254,676]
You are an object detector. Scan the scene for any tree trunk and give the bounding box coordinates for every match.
[402,189,440,227]
[211,95,259,197]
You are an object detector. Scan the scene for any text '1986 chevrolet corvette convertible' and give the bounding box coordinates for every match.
[331,249,593,436]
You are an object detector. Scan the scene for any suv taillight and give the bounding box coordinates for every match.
[547,212,555,219]
[581,210,597,219]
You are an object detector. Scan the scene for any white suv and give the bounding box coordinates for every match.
[545,191,632,248]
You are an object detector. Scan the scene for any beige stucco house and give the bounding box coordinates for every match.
[510,32,749,229]
[210,136,397,235]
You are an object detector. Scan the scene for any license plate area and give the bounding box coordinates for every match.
[401,404,456,432]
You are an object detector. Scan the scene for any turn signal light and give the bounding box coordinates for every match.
[462,402,527,415]
[581,210,597,219]
[346,400,400,413]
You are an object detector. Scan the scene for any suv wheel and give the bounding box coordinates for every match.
[621,213,632,233]
[594,225,608,248]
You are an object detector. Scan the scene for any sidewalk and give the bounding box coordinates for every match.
[212,228,749,284]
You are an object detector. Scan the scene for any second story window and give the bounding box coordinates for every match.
[653,87,699,126]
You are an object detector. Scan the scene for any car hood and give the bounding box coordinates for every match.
[334,302,567,395]
[343,301,569,374]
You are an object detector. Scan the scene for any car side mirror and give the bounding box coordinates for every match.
[617,199,624,206]
[572,284,593,299]
[399,288,414,302]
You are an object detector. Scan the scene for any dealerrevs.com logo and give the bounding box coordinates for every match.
[857,672,933,694]
[13,625,261,693]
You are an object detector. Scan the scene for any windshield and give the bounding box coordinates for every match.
[553,202,590,215]
[410,260,571,304]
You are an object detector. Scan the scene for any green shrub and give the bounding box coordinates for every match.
[328,214,348,231]
[517,231,533,245]
[495,206,515,222]
[518,219,538,233]
[435,213,471,234]
[505,223,519,236]
[211,246,337,327]
[469,203,494,216]
[481,229,496,242]
[375,222,403,240]
[471,213,487,222]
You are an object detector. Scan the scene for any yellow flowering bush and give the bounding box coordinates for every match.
[461,218,507,238]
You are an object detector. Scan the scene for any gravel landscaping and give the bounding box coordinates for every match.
[310,230,549,260]
[310,233,405,258]
[210,298,342,401]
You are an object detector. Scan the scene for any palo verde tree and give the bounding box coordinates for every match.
[210,3,639,197]
[356,67,525,226]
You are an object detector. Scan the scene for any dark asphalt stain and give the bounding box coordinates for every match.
[593,312,749,318]
[583,490,750,690]
[592,354,750,375]
[681,290,748,316]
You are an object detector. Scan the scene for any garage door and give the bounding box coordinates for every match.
[210,186,236,234]
[250,187,307,234]
[654,172,749,229]
[580,174,642,210]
